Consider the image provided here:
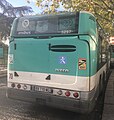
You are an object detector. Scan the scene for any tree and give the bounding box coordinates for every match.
[0,0,34,40]
[62,0,114,35]
[0,0,33,17]
[34,0,65,14]
[32,0,114,35]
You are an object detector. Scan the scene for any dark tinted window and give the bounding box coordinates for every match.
[15,13,79,36]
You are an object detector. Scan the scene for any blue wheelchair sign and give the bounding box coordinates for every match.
[59,56,67,64]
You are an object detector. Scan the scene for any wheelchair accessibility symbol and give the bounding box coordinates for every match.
[59,56,67,64]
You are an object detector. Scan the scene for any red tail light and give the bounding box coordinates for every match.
[65,91,70,97]
[73,92,79,98]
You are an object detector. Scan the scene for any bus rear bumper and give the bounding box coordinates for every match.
[7,88,95,114]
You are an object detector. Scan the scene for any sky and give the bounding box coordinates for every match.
[6,0,39,14]
[6,0,65,14]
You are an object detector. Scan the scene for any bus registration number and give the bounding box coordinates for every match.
[33,86,53,93]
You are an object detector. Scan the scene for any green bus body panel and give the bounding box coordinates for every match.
[111,45,114,58]
[79,12,97,43]
[9,42,14,70]
[14,39,50,73]
[79,36,98,77]
[9,11,99,77]
[111,54,114,58]
[9,37,90,77]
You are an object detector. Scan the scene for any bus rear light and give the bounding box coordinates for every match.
[73,92,79,98]
[11,83,15,88]
[23,85,27,90]
[17,84,21,89]
[65,91,70,97]
[57,90,63,95]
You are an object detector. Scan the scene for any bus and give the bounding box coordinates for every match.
[110,45,114,66]
[7,11,110,113]
[0,42,8,69]
[110,37,114,66]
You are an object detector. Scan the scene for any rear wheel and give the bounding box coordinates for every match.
[99,74,105,96]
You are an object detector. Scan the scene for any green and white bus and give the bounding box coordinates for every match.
[110,37,114,66]
[7,11,110,113]
[110,45,114,66]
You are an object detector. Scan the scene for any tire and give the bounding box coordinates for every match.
[99,74,105,96]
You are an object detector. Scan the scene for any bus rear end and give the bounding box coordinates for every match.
[7,12,97,113]
[8,36,91,113]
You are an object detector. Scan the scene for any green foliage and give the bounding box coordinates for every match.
[34,0,114,36]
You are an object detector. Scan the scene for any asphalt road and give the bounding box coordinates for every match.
[0,76,106,120]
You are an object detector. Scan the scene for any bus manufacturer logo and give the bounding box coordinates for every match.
[55,69,69,72]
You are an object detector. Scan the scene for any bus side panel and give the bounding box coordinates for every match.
[110,45,114,66]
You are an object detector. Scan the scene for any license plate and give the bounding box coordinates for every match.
[33,86,53,93]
